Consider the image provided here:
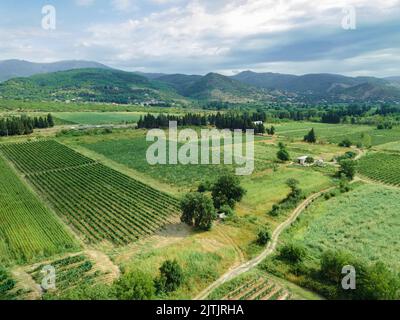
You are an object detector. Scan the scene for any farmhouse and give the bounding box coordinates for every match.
[296,156,309,166]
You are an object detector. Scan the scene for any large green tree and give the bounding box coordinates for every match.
[339,159,356,180]
[211,174,246,209]
[180,192,216,231]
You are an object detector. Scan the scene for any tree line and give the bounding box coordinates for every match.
[137,112,268,134]
[0,114,54,137]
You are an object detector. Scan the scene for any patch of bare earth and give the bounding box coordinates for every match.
[11,267,42,300]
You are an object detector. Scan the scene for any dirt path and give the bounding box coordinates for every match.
[354,147,366,160]
[214,225,246,265]
[85,249,120,282]
[194,187,334,300]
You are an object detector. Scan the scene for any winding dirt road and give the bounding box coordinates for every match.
[194,187,333,300]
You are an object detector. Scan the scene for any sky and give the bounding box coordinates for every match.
[0,0,399,77]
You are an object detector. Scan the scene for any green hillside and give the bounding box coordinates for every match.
[0,68,184,104]
[182,72,269,102]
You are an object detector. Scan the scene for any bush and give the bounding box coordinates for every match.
[319,250,400,300]
[219,204,235,217]
[113,270,155,300]
[277,143,290,162]
[269,204,282,216]
[155,260,184,294]
[305,156,314,164]
[339,138,352,147]
[279,243,307,264]
[257,229,271,246]
[197,180,212,193]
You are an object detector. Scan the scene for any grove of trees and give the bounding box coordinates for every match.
[0,114,54,137]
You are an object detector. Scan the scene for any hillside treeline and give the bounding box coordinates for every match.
[0,114,54,136]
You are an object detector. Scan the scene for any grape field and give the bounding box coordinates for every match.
[28,254,105,294]
[1,140,180,245]
[0,140,95,174]
[358,152,400,186]
[209,274,291,300]
[0,155,78,265]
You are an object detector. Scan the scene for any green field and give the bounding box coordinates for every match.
[1,140,180,245]
[0,155,78,265]
[358,152,400,186]
[80,136,237,188]
[79,133,338,190]
[281,183,400,270]
[53,112,148,125]
[275,122,400,146]
[375,141,400,152]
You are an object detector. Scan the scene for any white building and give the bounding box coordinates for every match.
[297,156,309,166]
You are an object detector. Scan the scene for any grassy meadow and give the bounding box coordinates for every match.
[275,121,400,146]
[280,183,400,270]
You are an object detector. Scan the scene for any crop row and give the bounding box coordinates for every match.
[2,140,180,245]
[358,152,400,186]
[27,163,179,244]
[29,255,101,292]
[0,140,95,174]
[223,276,290,301]
[0,155,78,265]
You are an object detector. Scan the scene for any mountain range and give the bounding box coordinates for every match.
[0,60,110,82]
[0,59,399,104]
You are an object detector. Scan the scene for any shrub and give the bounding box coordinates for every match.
[257,229,271,246]
[277,143,290,162]
[219,204,235,217]
[339,138,353,147]
[279,243,307,264]
[305,156,314,164]
[269,204,281,216]
[155,260,184,294]
[113,270,155,300]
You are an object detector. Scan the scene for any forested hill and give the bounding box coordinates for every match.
[0,68,184,104]
[1,65,400,105]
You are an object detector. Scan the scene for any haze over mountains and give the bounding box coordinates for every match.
[0,60,110,82]
[0,59,399,104]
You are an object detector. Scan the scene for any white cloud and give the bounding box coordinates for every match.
[2,0,400,76]
[77,0,400,67]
